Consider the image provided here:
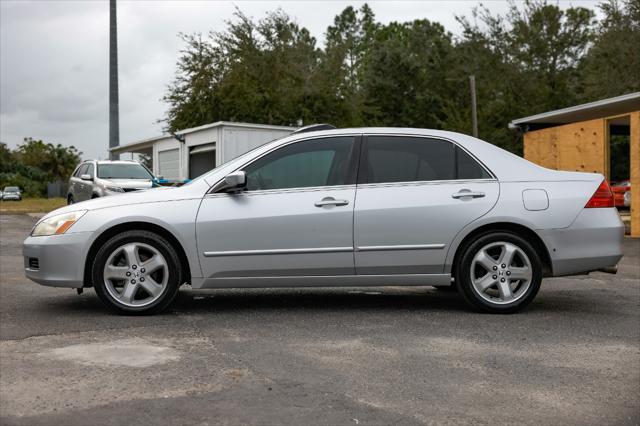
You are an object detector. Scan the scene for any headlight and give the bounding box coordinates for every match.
[105,186,124,193]
[31,210,87,237]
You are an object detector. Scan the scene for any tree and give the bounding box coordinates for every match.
[163,33,220,132]
[361,19,454,128]
[17,138,82,181]
[162,1,633,157]
[0,142,14,172]
[0,139,82,197]
[163,9,321,132]
[581,0,640,100]
[320,4,378,125]
[449,0,596,153]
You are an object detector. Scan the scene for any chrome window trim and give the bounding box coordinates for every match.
[356,179,497,190]
[363,132,497,182]
[204,184,357,199]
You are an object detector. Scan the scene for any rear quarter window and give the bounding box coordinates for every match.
[456,146,491,179]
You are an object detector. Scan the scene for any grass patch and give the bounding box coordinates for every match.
[0,198,67,215]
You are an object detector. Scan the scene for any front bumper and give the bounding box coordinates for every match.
[23,232,93,288]
[540,208,625,277]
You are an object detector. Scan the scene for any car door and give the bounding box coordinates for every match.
[196,135,359,281]
[354,134,499,275]
[82,163,96,199]
[70,164,88,201]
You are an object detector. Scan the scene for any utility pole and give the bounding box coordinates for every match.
[109,0,119,159]
[469,75,478,138]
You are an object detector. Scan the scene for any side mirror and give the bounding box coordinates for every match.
[80,174,93,181]
[223,171,246,191]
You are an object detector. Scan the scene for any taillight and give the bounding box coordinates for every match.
[585,180,614,208]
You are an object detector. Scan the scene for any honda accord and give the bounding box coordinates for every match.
[23,127,624,314]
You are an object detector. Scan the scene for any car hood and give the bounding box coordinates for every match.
[100,178,154,188]
[41,179,210,221]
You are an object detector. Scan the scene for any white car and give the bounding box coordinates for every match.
[2,186,22,201]
[67,160,155,204]
[24,127,624,315]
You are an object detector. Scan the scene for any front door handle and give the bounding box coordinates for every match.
[452,190,485,199]
[315,197,349,207]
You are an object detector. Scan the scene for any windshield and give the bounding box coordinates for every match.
[97,163,153,180]
[4,187,19,192]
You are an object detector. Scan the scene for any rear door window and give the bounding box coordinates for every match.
[363,136,490,184]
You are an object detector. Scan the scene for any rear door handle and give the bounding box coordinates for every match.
[452,191,485,199]
[315,197,349,207]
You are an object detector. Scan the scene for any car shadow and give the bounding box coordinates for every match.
[31,285,615,318]
[170,286,471,314]
[33,286,470,316]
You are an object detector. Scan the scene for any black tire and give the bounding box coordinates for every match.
[67,195,74,205]
[92,230,183,315]
[455,231,542,314]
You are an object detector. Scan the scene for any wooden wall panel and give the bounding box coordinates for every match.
[523,118,607,175]
[523,112,639,238]
[630,111,640,238]
[523,129,559,169]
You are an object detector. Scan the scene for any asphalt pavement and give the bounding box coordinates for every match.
[1,214,639,425]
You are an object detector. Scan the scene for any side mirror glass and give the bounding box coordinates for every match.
[223,171,246,191]
[80,174,93,181]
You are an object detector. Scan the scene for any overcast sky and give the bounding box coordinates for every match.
[1,0,601,160]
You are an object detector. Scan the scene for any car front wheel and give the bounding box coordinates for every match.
[92,230,183,315]
[456,232,542,314]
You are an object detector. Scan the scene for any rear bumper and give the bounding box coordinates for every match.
[539,208,624,277]
[23,232,93,288]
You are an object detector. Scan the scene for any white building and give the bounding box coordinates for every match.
[110,121,295,181]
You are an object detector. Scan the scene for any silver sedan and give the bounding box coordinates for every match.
[23,128,624,314]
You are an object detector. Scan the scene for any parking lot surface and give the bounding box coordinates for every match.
[1,214,639,425]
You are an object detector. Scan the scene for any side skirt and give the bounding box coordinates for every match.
[191,274,451,289]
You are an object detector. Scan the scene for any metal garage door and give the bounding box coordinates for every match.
[158,149,179,180]
[189,144,216,179]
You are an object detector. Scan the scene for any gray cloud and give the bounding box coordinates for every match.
[1,0,599,160]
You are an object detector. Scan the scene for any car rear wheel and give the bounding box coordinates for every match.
[92,230,183,315]
[456,232,542,314]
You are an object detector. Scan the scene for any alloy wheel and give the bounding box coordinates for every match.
[470,241,533,305]
[103,242,169,307]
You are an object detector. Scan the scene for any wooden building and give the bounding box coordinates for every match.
[509,92,640,237]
